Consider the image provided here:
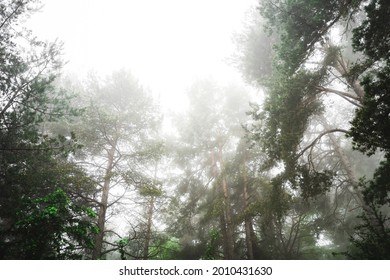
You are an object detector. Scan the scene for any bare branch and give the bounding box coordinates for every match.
[107,190,127,208]
[317,86,360,101]
[297,128,349,159]
[317,86,363,107]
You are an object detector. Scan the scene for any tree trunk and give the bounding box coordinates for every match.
[320,117,381,230]
[221,177,235,259]
[211,147,235,259]
[219,214,229,259]
[143,195,155,259]
[334,52,365,100]
[92,142,117,259]
[218,144,235,259]
[143,162,158,260]
[242,160,254,259]
[319,118,359,189]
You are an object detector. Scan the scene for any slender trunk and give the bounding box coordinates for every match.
[334,53,365,100]
[143,162,158,260]
[211,148,235,259]
[242,162,254,259]
[249,221,260,257]
[143,196,155,259]
[244,213,254,259]
[320,117,381,229]
[211,150,227,257]
[218,144,235,259]
[319,118,359,188]
[221,177,235,259]
[219,214,229,258]
[92,143,117,259]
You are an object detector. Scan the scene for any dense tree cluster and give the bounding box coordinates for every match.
[238,0,390,259]
[0,0,388,259]
[0,0,96,259]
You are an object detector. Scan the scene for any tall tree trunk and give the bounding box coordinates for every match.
[242,162,254,259]
[219,214,229,258]
[218,144,235,259]
[143,162,158,259]
[319,118,359,191]
[211,148,235,259]
[143,196,155,259]
[221,177,235,259]
[92,142,117,259]
[334,52,365,100]
[320,117,381,229]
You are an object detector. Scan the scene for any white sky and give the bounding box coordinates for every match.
[27,0,258,111]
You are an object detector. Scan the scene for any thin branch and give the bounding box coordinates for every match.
[68,191,101,207]
[297,128,349,159]
[0,1,25,30]
[107,190,127,208]
[317,86,360,101]
[1,55,52,118]
[103,229,124,239]
[317,86,363,107]
[0,146,61,151]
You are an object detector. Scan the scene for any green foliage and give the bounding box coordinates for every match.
[348,0,390,155]
[347,203,390,259]
[259,0,362,74]
[232,7,275,85]
[345,0,390,259]
[236,0,388,260]
[349,66,390,155]
[116,238,130,260]
[74,70,161,158]
[68,70,164,259]
[352,0,390,63]
[203,228,222,260]
[344,160,390,258]
[361,159,390,206]
[249,70,324,176]
[149,237,181,260]
[166,80,253,259]
[296,166,334,199]
[4,188,97,259]
[139,184,163,197]
[3,0,390,261]
[0,0,97,260]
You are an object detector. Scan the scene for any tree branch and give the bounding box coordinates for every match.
[0,1,25,30]
[317,86,363,108]
[297,128,349,159]
[317,86,360,101]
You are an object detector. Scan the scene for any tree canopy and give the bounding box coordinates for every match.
[239,0,390,259]
[0,0,96,259]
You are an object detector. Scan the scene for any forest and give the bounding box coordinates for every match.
[0,0,389,260]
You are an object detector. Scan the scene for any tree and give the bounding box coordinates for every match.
[168,79,253,259]
[236,0,389,258]
[71,70,161,259]
[346,0,390,258]
[5,188,97,259]
[232,7,275,86]
[0,0,96,259]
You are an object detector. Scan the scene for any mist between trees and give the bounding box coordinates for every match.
[0,0,389,260]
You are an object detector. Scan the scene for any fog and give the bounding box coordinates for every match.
[1,0,389,262]
[27,0,257,112]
